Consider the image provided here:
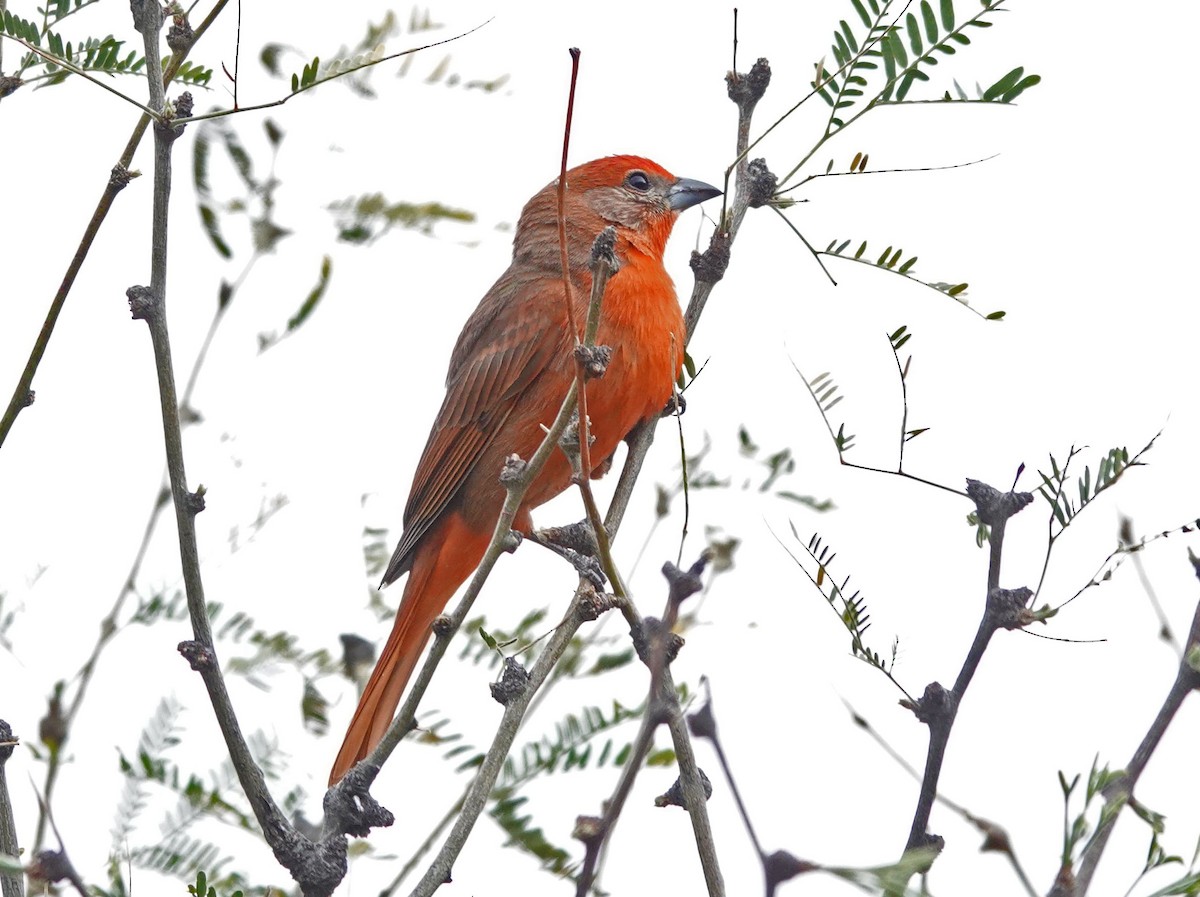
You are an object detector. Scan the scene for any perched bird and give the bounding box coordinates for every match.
[330,155,720,785]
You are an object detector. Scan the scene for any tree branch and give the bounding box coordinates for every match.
[1073,552,1200,895]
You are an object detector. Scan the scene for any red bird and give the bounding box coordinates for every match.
[330,155,720,785]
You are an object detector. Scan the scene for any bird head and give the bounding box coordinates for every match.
[515,155,720,270]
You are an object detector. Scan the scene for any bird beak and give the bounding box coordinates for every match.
[667,177,722,212]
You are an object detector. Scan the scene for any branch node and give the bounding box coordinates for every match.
[109,163,138,191]
[965,478,1033,526]
[572,814,604,845]
[0,720,15,762]
[726,57,772,111]
[574,343,612,380]
[690,237,730,284]
[589,226,619,274]
[654,767,712,809]
[22,389,35,408]
[632,617,684,667]
[126,284,157,321]
[499,452,527,488]
[746,158,778,208]
[324,764,394,838]
[156,91,194,140]
[0,76,25,100]
[988,586,1034,630]
[178,639,215,671]
[900,681,955,727]
[431,614,454,638]
[187,485,206,515]
[574,581,615,622]
[662,550,711,607]
[501,529,523,554]
[489,656,530,705]
[166,9,194,55]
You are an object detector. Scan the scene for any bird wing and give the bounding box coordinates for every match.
[381,270,573,584]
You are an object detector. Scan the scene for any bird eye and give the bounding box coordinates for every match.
[625,170,651,192]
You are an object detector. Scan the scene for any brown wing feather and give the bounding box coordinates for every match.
[380,270,573,585]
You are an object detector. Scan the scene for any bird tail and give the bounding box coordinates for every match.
[329,513,490,785]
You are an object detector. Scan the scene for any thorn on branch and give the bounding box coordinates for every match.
[691,236,731,284]
[965,479,1033,526]
[726,57,772,111]
[574,344,612,380]
[746,158,778,208]
[126,285,156,320]
[654,767,713,809]
[900,681,955,727]
[489,656,530,705]
[178,639,216,671]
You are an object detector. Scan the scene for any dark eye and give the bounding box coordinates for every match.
[625,170,651,192]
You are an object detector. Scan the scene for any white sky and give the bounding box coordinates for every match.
[2,1,1199,896]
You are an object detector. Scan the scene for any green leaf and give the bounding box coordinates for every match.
[198,205,232,259]
[478,626,498,650]
[898,255,917,274]
[940,0,955,29]
[905,13,922,54]
[851,0,872,28]
[840,19,860,54]
[985,310,1006,320]
[1002,73,1042,102]
[920,1,938,42]
[984,66,1025,100]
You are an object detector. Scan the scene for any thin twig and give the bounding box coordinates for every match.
[895,481,1033,891]
[0,720,21,897]
[1074,554,1200,895]
[0,0,231,448]
[409,587,595,895]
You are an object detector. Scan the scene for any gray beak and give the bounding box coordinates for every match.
[667,176,722,212]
